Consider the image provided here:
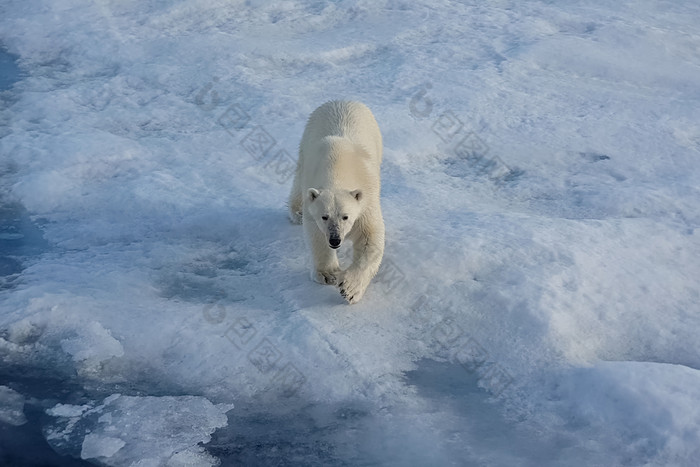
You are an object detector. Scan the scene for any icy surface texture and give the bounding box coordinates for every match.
[1,0,699,465]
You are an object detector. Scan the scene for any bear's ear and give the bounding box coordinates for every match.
[350,189,362,201]
[308,188,320,201]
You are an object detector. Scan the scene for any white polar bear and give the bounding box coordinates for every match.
[288,101,385,304]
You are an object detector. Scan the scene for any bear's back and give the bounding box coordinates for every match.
[302,101,382,162]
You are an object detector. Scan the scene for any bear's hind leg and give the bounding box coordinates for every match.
[288,193,302,224]
[288,154,303,224]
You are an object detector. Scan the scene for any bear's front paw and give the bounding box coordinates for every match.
[314,269,341,285]
[338,271,368,305]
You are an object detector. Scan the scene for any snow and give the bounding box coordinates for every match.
[1,0,699,465]
[553,362,700,464]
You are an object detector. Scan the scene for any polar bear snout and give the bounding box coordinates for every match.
[329,236,342,249]
[328,225,342,249]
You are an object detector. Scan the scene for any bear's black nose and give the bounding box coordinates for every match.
[329,237,341,249]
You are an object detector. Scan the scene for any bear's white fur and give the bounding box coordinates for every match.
[288,101,384,304]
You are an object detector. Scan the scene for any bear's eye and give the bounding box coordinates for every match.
[322,215,328,221]
[342,215,348,221]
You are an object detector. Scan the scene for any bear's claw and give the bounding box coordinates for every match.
[314,270,340,285]
[324,274,337,285]
[338,277,363,304]
[339,284,353,302]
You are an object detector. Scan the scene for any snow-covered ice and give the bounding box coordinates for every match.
[45,394,231,466]
[1,0,699,465]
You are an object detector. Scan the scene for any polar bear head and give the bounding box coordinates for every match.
[307,188,363,249]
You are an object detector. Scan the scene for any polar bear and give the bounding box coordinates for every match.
[288,101,385,304]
